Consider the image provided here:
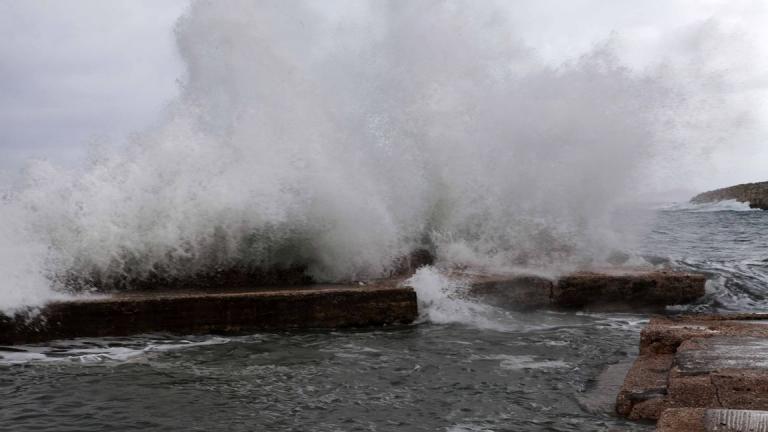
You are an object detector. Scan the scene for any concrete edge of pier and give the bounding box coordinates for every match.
[616,313,768,431]
[0,283,418,345]
[0,267,708,345]
[466,268,706,311]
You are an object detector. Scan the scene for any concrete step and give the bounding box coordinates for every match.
[467,268,706,311]
[617,314,768,422]
[0,284,417,345]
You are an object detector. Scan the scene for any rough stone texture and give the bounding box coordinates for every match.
[657,408,709,432]
[658,408,768,432]
[555,269,705,311]
[690,181,768,210]
[617,314,768,423]
[0,284,417,345]
[616,354,674,419]
[640,315,768,355]
[466,269,705,311]
[467,274,554,310]
[669,337,768,411]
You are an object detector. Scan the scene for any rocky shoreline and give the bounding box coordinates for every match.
[690,181,768,209]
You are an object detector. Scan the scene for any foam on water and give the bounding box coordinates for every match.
[0,1,756,312]
[661,199,760,212]
[0,336,231,365]
[468,354,570,370]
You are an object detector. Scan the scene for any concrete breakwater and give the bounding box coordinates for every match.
[0,284,419,345]
[690,181,768,209]
[0,268,706,345]
[616,313,768,431]
[469,269,705,311]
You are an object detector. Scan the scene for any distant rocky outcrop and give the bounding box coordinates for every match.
[690,181,768,210]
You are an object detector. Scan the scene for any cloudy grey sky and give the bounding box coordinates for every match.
[0,0,187,171]
[1,0,766,192]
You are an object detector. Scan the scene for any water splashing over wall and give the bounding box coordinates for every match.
[0,0,751,312]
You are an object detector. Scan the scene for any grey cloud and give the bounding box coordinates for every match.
[0,0,766,189]
[0,0,188,171]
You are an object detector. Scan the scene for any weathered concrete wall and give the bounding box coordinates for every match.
[555,270,705,310]
[0,268,707,345]
[467,269,705,311]
[467,275,554,309]
[0,284,417,345]
[690,181,768,209]
[616,314,768,423]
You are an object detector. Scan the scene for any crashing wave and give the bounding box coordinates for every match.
[0,1,753,312]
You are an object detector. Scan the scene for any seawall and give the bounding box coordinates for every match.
[0,268,707,345]
[0,284,418,345]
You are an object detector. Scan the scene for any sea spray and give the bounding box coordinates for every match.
[0,1,753,311]
[0,196,70,314]
[405,266,519,330]
[405,267,473,323]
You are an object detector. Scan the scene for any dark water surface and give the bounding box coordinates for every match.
[644,206,768,311]
[1,315,650,432]
[2,207,766,431]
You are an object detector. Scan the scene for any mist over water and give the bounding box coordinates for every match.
[0,1,753,312]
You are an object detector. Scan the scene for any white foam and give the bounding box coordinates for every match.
[661,199,760,212]
[469,354,569,370]
[0,336,230,365]
[404,266,565,331]
[447,424,494,432]
[404,267,495,327]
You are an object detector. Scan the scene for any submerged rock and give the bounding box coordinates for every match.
[690,181,768,210]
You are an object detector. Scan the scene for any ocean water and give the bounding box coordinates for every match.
[2,205,766,431]
[645,201,768,312]
[1,317,649,432]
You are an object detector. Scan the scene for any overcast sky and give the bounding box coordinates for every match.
[0,0,187,171]
[1,0,766,193]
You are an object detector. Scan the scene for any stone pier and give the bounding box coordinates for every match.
[616,314,768,430]
[467,268,706,311]
[0,268,707,345]
[0,284,417,345]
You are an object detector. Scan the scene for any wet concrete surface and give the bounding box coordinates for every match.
[617,314,768,429]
